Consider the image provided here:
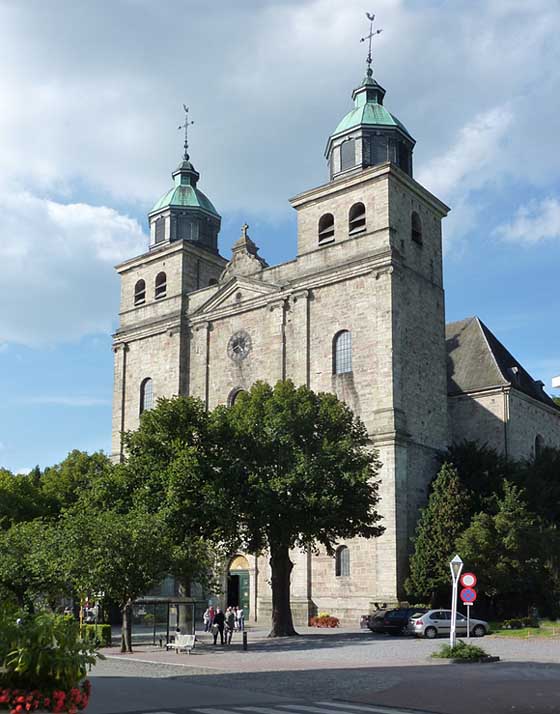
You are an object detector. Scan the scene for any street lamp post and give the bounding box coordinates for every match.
[449,554,463,648]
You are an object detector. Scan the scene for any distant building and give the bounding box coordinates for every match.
[111,55,560,624]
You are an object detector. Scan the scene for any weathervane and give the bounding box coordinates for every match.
[178,104,194,160]
[360,12,382,76]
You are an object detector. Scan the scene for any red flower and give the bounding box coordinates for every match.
[43,697,51,707]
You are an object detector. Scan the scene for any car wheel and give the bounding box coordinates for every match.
[473,625,486,637]
[424,626,437,639]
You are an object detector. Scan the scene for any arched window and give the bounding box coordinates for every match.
[134,279,146,306]
[155,216,165,244]
[335,546,350,577]
[139,378,153,415]
[318,213,335,245]
[411,211,423,244]
[333,330,352,375]
[349,202,366,236]
[340,138,355,171]
[155,272,167,299]
[228,388,245,407]
[535,434,544,458]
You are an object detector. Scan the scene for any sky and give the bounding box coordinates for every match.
[1,0,559,473]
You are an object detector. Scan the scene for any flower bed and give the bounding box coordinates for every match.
[0,679,91,713]
[310,614,339,628]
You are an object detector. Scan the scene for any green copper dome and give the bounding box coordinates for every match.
[331,75,412,139]
[149,159,220,217]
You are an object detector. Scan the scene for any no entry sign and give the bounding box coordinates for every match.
[460,572,477,588]
[460,587,477,603]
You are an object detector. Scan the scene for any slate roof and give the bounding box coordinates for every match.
[446,316,558,410]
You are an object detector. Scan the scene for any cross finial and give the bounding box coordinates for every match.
[241,223,249,238]
[360,12,383,77]
[178,104,194,160]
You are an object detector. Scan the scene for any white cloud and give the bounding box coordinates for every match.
[0,192,146,346]
[0,0,559,344]
[15,468,31,476]
[494,198,560,244]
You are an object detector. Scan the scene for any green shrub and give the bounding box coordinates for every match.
[432,639,488,661]
[82,623,112,647]
[0,611,102,691]
[502,617,540,630]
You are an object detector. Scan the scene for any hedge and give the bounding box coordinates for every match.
[82,624,112,647]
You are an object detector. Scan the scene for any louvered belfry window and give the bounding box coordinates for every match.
[134,279,146,306]
[318,213,335,245]
[155,272,167,299]
[348,202,366,236]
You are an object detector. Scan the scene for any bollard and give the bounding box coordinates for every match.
[159,637,163,648]
[243,631,248,651]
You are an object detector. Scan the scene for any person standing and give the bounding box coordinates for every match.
[237,606,244,632]
[203,607,211,632]
[213,608,225,645]
[225,607,236,644]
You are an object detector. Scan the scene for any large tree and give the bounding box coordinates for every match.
[61,507,172,652]
[123,381,384,637]
[218,381,384,636]
[0,520,68,611]
[456,481,554,615]
[406,462,471,605]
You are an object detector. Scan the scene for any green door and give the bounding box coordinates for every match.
[238,570,250,618]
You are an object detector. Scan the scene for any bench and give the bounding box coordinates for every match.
[166,633,196,654]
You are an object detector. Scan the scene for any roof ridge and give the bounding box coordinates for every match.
[474,316,509,386]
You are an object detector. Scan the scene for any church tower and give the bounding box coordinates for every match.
[111,110,227,460]
[288,24,450,605]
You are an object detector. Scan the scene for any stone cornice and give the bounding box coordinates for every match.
[115,240,227,274]
[289,163,450,217]
[188,249,394,326]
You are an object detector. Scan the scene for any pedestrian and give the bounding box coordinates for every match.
[237,606,244,632]
[208,605,215,625]
[213,608,225,645]
[225,607,236,644]
[233,606,239,631]
[203,607,211,632]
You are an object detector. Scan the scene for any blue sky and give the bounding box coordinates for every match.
[1,0,559,473]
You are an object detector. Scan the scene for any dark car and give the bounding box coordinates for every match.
[366,610,387,633]
[382,607,427,635]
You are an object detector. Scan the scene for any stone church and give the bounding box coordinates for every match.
[111,63,560,625]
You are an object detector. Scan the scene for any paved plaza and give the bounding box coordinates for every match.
[88,626,560,714]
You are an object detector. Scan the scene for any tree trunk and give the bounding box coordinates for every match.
[268,543,298,637]
[121,600,133,653]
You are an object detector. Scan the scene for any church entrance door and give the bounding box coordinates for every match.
[227,555,250,617]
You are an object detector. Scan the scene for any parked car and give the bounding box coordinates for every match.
[408,609,488,638]
[382,607,427,634]
[366,610,387,633]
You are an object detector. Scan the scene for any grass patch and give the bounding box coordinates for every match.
[432,639,487,661]
[489,619,560,638]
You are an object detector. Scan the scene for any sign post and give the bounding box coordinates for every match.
[449,555,464,648]
[459,573,478,641]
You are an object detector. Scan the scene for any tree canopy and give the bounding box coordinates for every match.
[123,381,384,636]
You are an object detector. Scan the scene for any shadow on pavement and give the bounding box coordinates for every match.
[89,661,560,714]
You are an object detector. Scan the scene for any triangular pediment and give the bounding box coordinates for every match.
[192,276,280,316]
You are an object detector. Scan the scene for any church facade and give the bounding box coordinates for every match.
[111,65,560,624]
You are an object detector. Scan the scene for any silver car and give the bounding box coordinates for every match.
[408,609,488,638]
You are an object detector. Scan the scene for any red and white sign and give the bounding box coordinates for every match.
[460,572,477,588]
[460,587,477,603]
